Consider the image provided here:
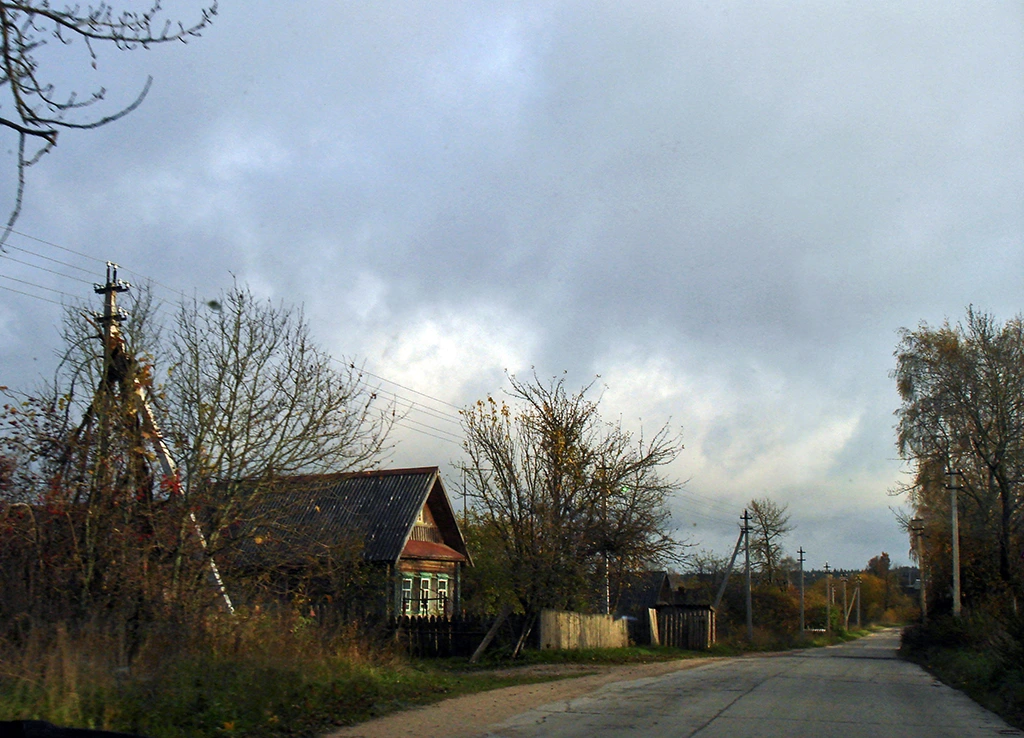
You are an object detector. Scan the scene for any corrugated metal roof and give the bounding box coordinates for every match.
[244,467,467,564]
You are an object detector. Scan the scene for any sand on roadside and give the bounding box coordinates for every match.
[324,657,718,738]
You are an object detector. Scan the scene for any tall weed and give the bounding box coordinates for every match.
[0,612,399,736]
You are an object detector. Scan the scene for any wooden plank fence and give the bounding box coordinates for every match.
[656,606,716,650]
[390,607,714,658]
[538,610,628,650]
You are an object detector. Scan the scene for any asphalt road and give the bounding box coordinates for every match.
[484,630,1021,738]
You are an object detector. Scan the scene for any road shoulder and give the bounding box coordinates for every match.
[324,657,719,738]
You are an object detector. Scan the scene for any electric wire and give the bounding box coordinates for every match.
[384,391,462,427]
[2,234,730,510]
[4,242,96,274]
[676,488,741,518]
[393,419,461,446]
[673,504,737,528]
[3,230,193,303]
[1,252,95,286]
[354,364,462,411]
[394,414,462,443]
[1,228,475,458]
[0,231,467,434]
[3,232,739,524]
[5,227,106,265]
[2,241,467,442]
[0,282,63,305]
[0,273,77,301]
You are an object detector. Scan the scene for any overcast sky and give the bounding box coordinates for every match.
[1,2,1021,569]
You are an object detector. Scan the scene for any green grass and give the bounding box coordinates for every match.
[710,624,879,654]
[900,616,1024,731]
[903,641,1024,729]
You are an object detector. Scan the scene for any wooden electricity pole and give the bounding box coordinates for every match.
[798,547,806,632]
[841,575,849,631]
[910,517,927,623]
[824,562,832,632]
[712,521,747,611]
[855,575,862,628]
[743,509,752,641]
[946,469,963,619]
[93,264,234,614]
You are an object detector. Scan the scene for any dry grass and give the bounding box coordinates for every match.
[0,611,565,737]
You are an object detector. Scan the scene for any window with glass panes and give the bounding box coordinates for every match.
[419,576,431,615]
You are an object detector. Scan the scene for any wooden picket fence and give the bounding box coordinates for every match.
[390,614,495,658]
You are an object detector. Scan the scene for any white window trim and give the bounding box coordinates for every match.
[401,576,413,615]
[418,575,432,615]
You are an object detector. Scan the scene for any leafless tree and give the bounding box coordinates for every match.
[748,497,792,586]
[459,372,684,615]
[163,286,396,583]
[688,548,730,580]
[0,1,217,245]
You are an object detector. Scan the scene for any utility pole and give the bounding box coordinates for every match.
[712,521,746,611]
[910,517,927,623]
[94,262,130,375]
[797,547,806,632]
[855,575,862,628]
[743,508,753,641]
[840,575,849,631]
[93,263,131,492]
[946,469,963,618]
[824,562,832,632]
[92,265,234,614]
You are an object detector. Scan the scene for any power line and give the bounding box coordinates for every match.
[676,488,740,517]
[4,230,192,303]
[4,242,96,275]
[673,503,737,528]
[1,252,95,285]
[353,363,462,412]
[1,229,471,441]
[5,227,106,265]
[0,282,63,305]
[394,414,462,443]
[387,392,462,427]
[393,419,461,446]
[0,273,77,300]
[4,238,735,521]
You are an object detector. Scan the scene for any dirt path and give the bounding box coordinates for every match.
[324,658,718,738]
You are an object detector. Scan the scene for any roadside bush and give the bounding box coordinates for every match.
[901,612,1024,730]
[750,586,801,633]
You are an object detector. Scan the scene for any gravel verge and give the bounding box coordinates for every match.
[324,657,718,738]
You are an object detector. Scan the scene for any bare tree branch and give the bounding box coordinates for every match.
[0,2,217,247]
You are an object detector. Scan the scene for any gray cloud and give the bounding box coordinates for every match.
[1,1,1021,567]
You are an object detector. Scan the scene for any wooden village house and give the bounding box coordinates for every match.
[232,466,470,618]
